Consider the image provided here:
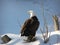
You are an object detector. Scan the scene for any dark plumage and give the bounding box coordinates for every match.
[21,16,39,37]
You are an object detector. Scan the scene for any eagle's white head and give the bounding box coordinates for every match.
[27,10,35,18]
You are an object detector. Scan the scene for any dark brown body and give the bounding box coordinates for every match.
[21,16,40,37]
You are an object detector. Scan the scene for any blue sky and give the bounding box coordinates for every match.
[0,0,60,34]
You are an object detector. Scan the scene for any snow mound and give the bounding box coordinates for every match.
[0,31,60,45]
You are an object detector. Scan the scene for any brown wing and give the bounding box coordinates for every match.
[28,19,40,36]
[21,19,32,33]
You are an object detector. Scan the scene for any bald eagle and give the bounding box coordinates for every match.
[21,10,40,41]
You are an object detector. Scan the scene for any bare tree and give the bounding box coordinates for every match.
[39,0,50,43]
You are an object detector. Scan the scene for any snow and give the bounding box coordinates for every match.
[0,31,60,45]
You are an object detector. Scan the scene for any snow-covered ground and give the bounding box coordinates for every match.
[0,31,60,45]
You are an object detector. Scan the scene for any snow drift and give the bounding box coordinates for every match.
[0,31,60,45]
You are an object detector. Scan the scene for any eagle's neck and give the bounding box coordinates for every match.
[30,12,35,18]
